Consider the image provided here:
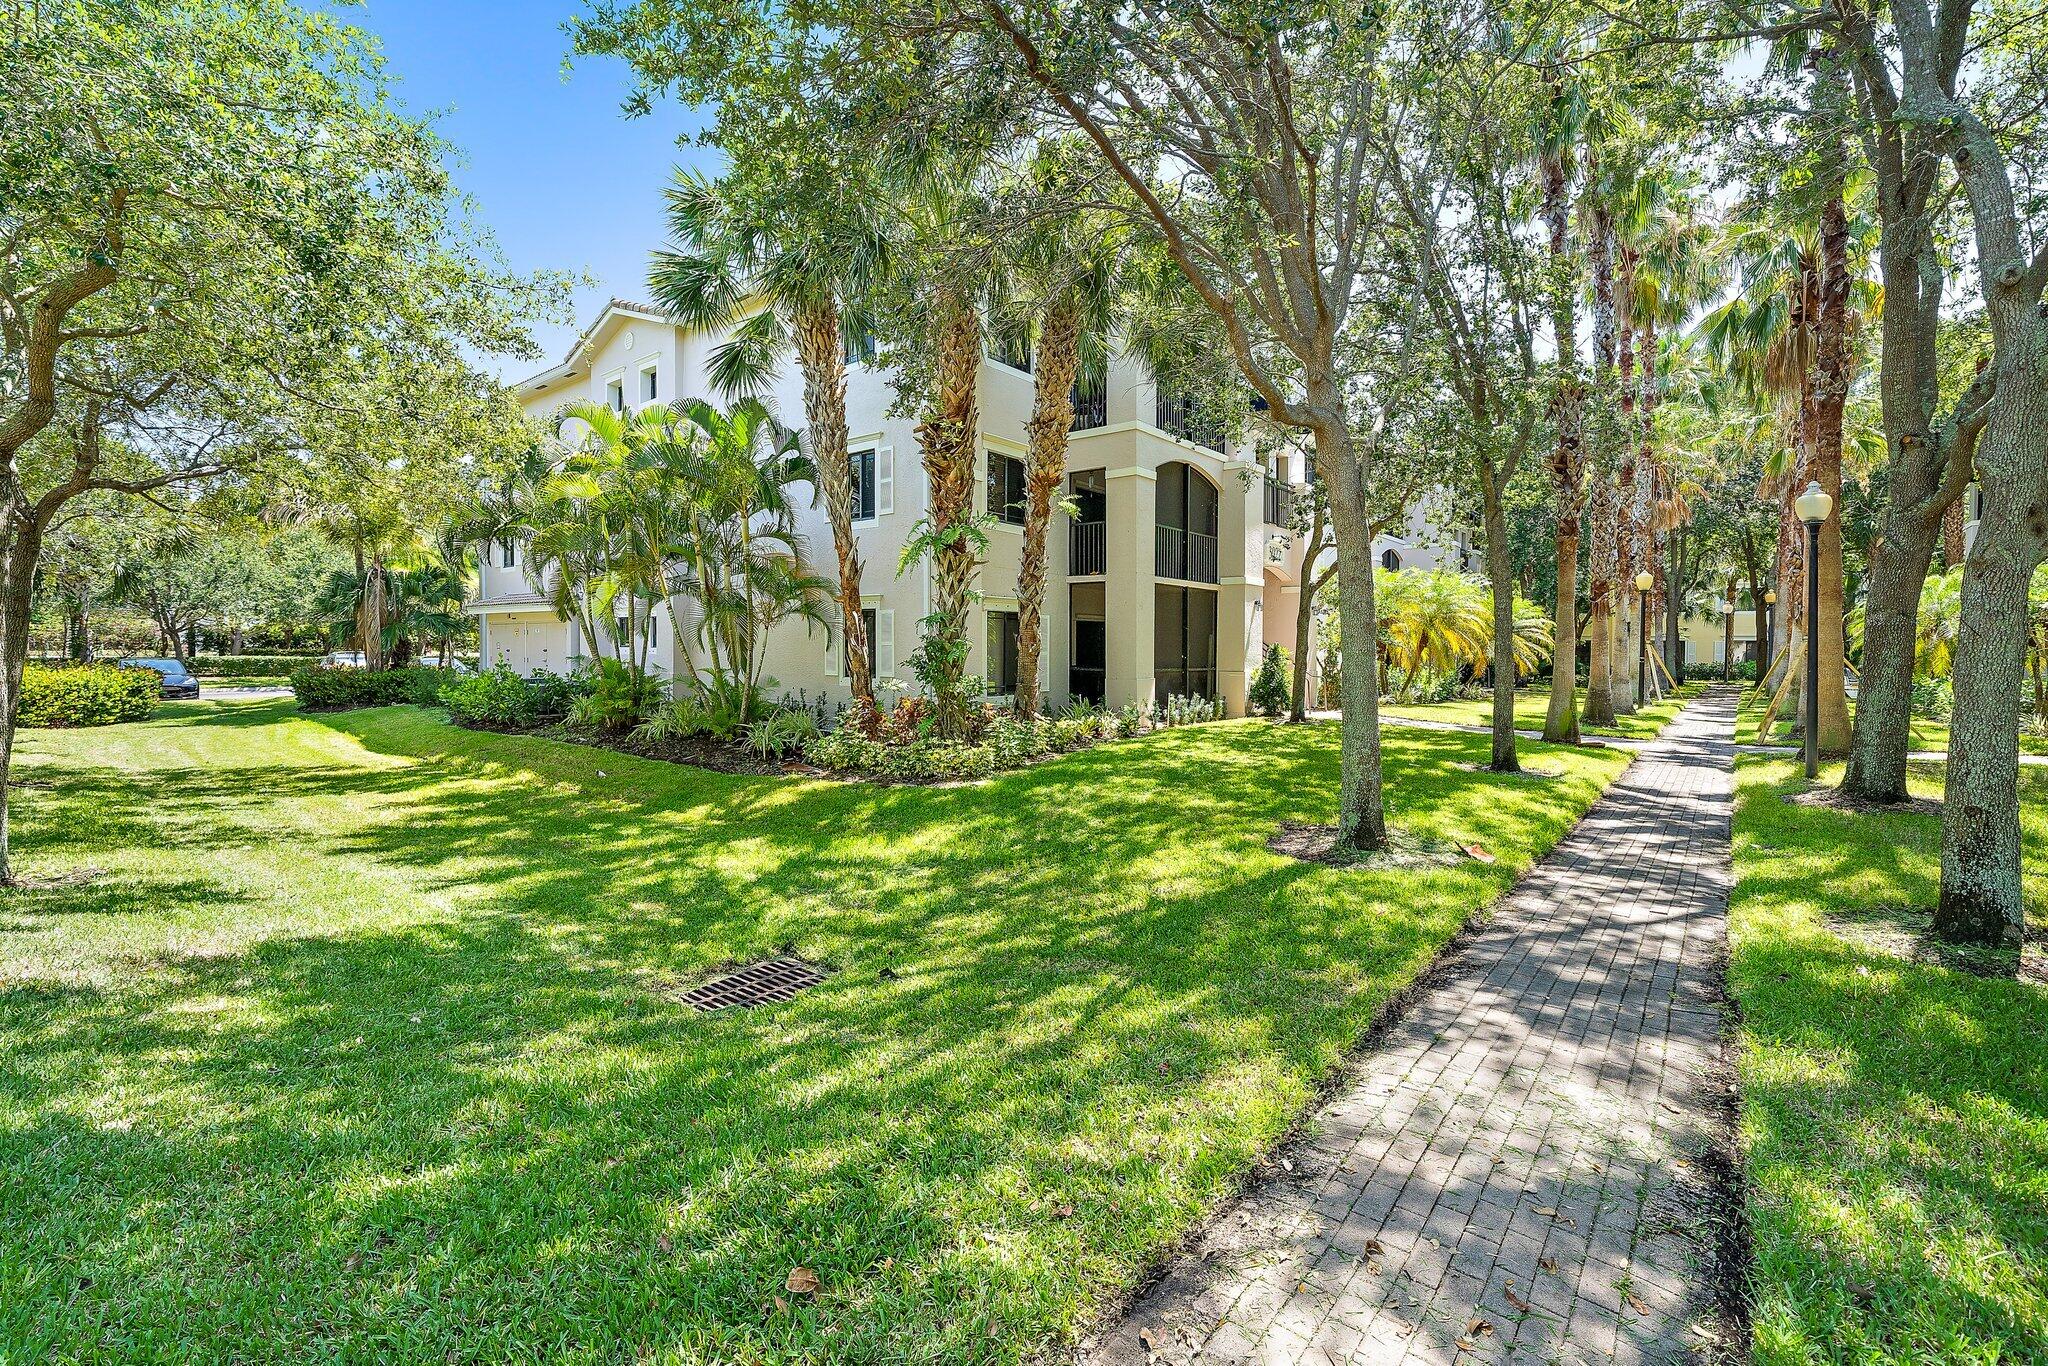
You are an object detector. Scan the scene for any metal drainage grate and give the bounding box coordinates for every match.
[679,957,827,1011]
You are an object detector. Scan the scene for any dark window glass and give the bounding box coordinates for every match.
[607,379,624,411]
[501,540,515,569]
[988,452,1027,526]
[862,607,878,679]
[844,327,877,365]
[643,368,658,401]
[850,449,877,520]
[992,328,1033,373]
[987,610,1019,695]
[1381,549,1402,571]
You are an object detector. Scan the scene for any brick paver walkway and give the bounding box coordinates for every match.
[1091,688,1739,1365]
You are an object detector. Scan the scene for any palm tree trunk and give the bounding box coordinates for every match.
[1613,279,1639,715]
[1540,144,1584,745]
[793,298,872,712]
[1811,179,1854,755]
[1581,197,1620,728]
[913,286,982,741]
[1016,298,1080,720]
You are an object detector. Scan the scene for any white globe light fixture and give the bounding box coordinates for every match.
[1795,480,1833,527]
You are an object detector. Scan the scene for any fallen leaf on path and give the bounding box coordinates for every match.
[1505,1287,1532,1312]
[1624,1291,1650,1316]
[1539,1256,1560,1274]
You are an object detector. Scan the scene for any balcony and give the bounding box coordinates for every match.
[1069,519,1106,575]
[1154,388,1223,451]
[1071,374,1106,431]
[1263,475,1296,527]
[1155,525,1219,583]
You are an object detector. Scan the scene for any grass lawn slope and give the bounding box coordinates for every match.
[1382,680,1706,742]
[1731,757,2048,1364]
[0,698,1626,1363]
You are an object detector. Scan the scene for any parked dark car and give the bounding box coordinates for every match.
[121,657,201,699]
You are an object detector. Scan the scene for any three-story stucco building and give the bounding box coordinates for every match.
[468,298,1458,717]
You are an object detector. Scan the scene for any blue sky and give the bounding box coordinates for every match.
[348,0,720,377]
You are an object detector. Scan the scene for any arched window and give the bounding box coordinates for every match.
[1381,548,1402,571]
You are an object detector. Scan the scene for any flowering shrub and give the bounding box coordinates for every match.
[18,663,161,727]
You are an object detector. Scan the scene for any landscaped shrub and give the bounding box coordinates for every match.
[1249,643,1290,716]
[18,663,161,727]
[1910,676,1954,720]
[1682,659,1759,681]
[1158,693,1225,727]
[289,664,456,711]
[565,659,662,733]
[438,665,588,729]
[745,708,820,758]
[803,729,998,782]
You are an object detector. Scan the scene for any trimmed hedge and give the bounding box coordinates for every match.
[289,665,455,711]
[19,663,162,727]
[190,652,322,676]
[439,665,588,730]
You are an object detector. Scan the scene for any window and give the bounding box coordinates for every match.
[501,540,515,569]
[1381,549,1402,571]
[987,452,1027,526]
[991,327,1033,374]
[986,610,1020,696]
[844,327,877,365]
[607,378,624,412]
[851,448,877,520]
[642,367,658,402]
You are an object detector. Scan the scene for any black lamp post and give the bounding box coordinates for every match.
[1795,480,1834,779]
[1761,589,1776,679]
[1635,570,1654,702]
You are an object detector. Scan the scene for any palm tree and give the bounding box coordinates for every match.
[1580,154,1623,728]
[998,145,1126,718]
[649,167,889,714]
[1375,569,1494,700]
[1537,69,1587,744]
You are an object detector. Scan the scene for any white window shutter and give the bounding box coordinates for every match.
[877,608,895,679]
[876,446,894,516]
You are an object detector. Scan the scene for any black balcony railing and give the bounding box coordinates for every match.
[1155,526,1219,583]
[1069,520,1106,575]
[1264,475,1296,527]
[1071,375,1107,431]
[1154,389,1223,451]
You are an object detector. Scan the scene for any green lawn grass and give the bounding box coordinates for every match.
[1732,688,2048,757]
[197,673,291,690]
[0,698,1628,1363]
[1731,757,2048,1363]
[1381,680,1707,741]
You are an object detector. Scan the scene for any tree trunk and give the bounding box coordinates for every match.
[1841,201,1969,802]
[1540,134,1583,745]
[1811,179,1855,755]
[1581,198,1619,728]
[1319,419,1388,852]
[0,528,45,885]
[794,299,872,712]
[913,287,982,741]
[1016,299,1080,720]
[1937,233,2048,943]
[1288,555,1329,727]
[1482,476,1519,772]
[1944,497,1967,568]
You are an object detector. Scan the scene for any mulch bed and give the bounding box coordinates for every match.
[1266,820,1470,869]
[1784,786,1943,817]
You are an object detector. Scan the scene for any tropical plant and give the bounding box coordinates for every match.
[1249,644,1290,718]
[650,166,890,713]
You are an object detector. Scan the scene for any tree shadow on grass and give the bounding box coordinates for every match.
[1731,760,2048,1360]
[0,706,1629,1361]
